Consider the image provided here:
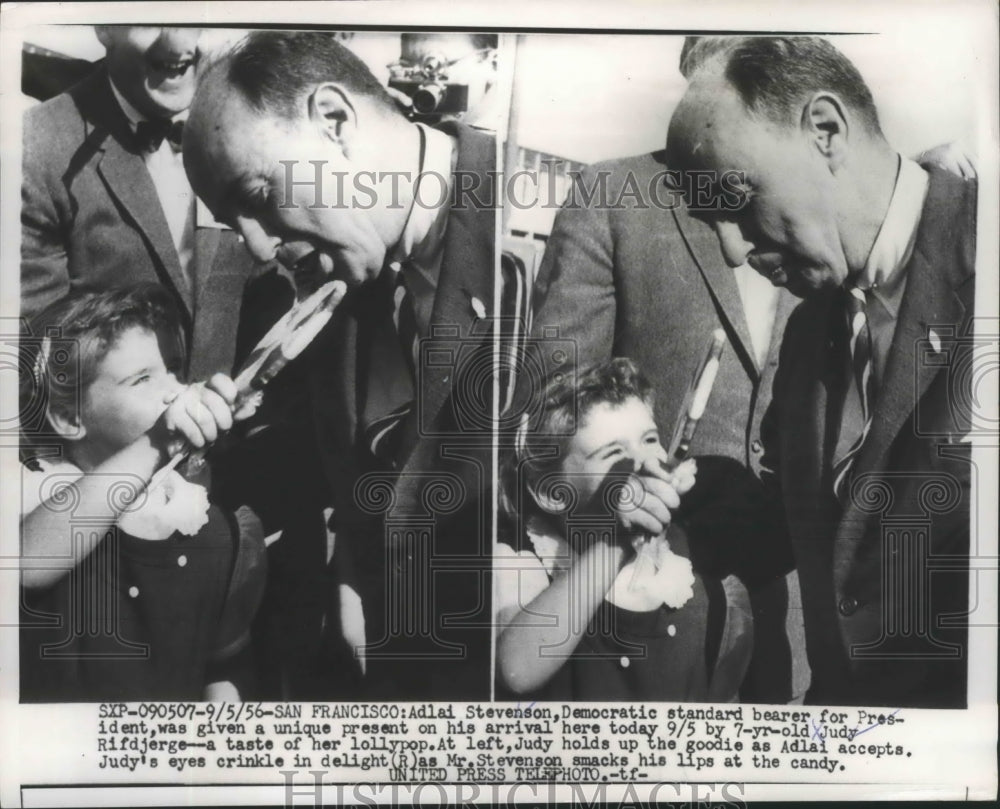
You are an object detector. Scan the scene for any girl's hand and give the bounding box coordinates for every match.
[155,374,237,456]
[612,456,682,538]
[667,458,697,496]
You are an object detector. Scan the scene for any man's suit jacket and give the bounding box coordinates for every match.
[532,151,799,478]
[530,152,802,702]
[21,65,261,380]
[764,167,976,708]
[307,121,496,699]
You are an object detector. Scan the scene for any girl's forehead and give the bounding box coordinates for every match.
[90,326,161,371]
[573,396,655,436]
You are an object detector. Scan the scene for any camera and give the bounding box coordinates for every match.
[388,52,474,117]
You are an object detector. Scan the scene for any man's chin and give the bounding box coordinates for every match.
[143,81,197,116]
[784,265,841,298]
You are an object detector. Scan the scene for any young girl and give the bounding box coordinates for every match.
[19,284,266,702]
[496,358,783,702]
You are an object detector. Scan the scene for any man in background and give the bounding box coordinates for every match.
[184,31,497,699]
[390,33,499,130]
[21,26,264,381]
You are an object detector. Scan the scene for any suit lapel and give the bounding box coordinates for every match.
[849,249,965,484]
[671,203,759,379]
[83,69,192,313]
[766,288,799,369]
[193,226,220,303]
[418,123,496,433]
[836,168,974,543]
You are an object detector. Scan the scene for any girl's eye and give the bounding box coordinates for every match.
[131,374,150,386]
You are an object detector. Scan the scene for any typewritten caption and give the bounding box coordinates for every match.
[93,702,910,782]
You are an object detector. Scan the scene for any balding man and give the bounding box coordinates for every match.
[184,31,496,699]
[666,36,975,708]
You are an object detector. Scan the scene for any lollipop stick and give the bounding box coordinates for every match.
[627,536,658,591]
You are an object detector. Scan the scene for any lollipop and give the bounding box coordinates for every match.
[628,329,727,591]
[148,280,348,492]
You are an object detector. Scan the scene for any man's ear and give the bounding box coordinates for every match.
[46,404,85,442]
[308,83,357,149]
[802,92,850,172]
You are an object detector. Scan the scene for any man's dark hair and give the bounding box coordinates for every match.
[718,36,882,135]
[679,36,742,79]
[221,30,397,120]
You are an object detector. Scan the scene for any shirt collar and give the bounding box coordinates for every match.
[858,154,929,315]
[108,77,187,132]
[388,123,456,271]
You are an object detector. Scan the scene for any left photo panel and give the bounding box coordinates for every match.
[14,26,503,703]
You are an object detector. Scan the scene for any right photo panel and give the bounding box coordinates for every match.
[495,30,981,714]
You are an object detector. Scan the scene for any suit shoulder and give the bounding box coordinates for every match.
[23,91,86,163]
[566,151,677,217]
[922,167,977,286]
[588,150,670,178]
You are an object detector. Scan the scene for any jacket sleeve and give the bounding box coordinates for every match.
[529,165,618,371]
[21,107,73,320]
[679,454,794,588]
[211,504,268,662]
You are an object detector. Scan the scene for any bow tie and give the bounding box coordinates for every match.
[135,119,184,153]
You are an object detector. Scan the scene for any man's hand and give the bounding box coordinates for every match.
[917,142,977,180]
[157,373,237,456]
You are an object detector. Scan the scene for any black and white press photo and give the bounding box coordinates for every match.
[0,2,996,806]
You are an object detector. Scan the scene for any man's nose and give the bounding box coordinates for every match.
[235,217,282,263]
[714,220,754,268]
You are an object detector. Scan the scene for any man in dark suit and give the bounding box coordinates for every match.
[21,26,263,381]
[184,31,496,699]
[666,36,975,707]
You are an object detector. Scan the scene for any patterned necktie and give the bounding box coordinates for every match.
[135,119,184,153]
[832,285,874,501]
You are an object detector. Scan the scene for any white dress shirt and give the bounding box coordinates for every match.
[386,123,458,339]
[733,262,781,369]
[856,155,930,389]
